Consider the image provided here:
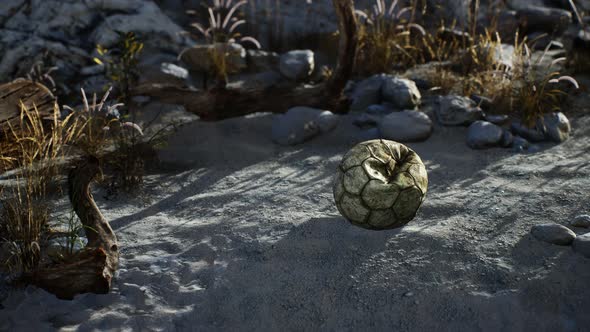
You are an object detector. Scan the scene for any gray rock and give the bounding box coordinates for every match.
[378,111,433,142]
[436,95,484,126]
[573,233,590,258]
[355,127,380,141]
[80,64,105,76]
[531,223,576,246]
[571,215,590,228]
[466,121,504,149]
[381,77,421,109]
[511,120,546,142]
[516,6,572,34]
[352,113,380,128]
[350,74,387,112]
[279,50,315,80]
[543,112,570,143]
[484,114,509,125]
[512,135,530,152]
[271,107,338,145]
[500,130,514,147]
[366,104,394,116]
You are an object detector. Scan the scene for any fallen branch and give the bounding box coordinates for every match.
[133,0,359,121]
[23,156,119,300]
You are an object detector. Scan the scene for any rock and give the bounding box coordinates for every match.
[511,120,546,142]
[378,111,433,142]
[80,64,105,76]
[516,6,572,34]
[543,112,570,143]
[349,74,386,112]
[381,77,421,109]
[366,104,394,116]
[246,49,279,72]
[573,233,590,258]
[531,223,576,246]
[571,215,590,228]
[160,63,188,80]
[500,130,514,148]
[279,50,315,80]
[355,127,380,141]
[228,71,283,91]
[512,135,530,152]
[271,107,338,145]
[90,1,189,51]
[180,43,247,73]
[496,10,520,39]
[436,95,484,126]
[484,114,509,125]
[466,121,504,149]
[353,113,380,128]
[573,29,590,50]
[316,111,340,133]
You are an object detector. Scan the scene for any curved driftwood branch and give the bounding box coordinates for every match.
[133,0,358,121]
[24,156,119,300]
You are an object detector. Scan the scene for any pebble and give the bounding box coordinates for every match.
[571,215,590,228]
[531,223,576,246]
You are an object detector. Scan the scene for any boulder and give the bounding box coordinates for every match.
[516,6,572,34]
[247,49,280,72]
[531,223,576,245]
[571,215,590,228]
[511,120,546,142]
[279,50,315,80]
[543,112,570,143]
[573,233,590,258]
[436,95,484,126]
[271,106,338,145]
[500,130,514,148]
[512,135,530,152]
[349,74,386,112]
[466,121,504,149]
[378,111,433,142]
[381,77,421,109]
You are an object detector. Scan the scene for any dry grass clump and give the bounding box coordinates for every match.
[0,103,81,274]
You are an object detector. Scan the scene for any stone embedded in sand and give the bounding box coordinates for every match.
[381,77,421,109]
[531,223,576,246]
[573,233,590,258]
[511,120,546,142]
[571,215,590,228]
[279,50,315,80]
[378,111,433,142]
[436,95,484,126]
[543,112,571,143]
[271,106,339,146]
[466,121,504,149]
[333,139,428,230]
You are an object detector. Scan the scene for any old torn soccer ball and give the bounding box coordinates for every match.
[333,139,428,230]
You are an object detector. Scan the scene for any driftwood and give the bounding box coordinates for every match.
[23,157,119,300]
[0,80,58,134]
[133,0,359,121]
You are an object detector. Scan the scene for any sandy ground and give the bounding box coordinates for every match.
[1,108,590,331]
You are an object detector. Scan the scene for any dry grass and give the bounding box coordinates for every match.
[0,102,81,274]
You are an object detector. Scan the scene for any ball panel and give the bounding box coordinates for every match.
[341,144,371,171]
[392,186,424,220]
[390,171,416,190]
[362,157,389,182]
[361,180,400,209]
[343,166,369,195]
[366,141,394,164]
[408,163,428,194]
[340,193,370,224]
[368,209,398,228]
[382,140,403,161]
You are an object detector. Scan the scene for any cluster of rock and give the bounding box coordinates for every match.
[531,215,590,258]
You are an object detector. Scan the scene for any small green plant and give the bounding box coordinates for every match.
[93,32,147,191]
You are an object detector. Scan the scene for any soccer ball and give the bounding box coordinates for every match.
[333,139,428,230]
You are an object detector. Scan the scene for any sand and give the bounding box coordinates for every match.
[1,108,590,331]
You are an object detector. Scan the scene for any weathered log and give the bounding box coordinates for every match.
[133,0,359,121]
[23,156,119,300]
[0,80,58,134]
